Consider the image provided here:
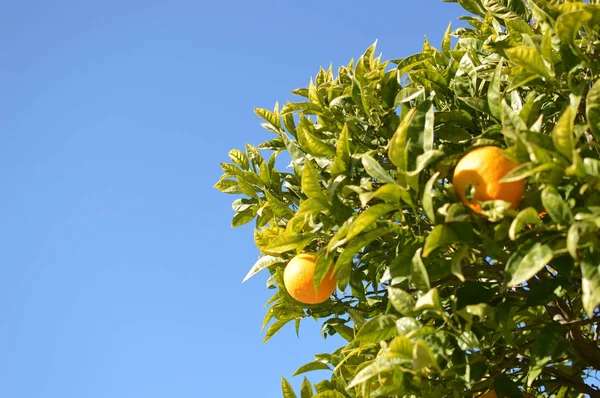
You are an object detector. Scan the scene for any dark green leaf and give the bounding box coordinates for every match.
[488,60,503,120]
[528,322,563,386]
[582,253,600,317]
[423,172,441,223]
[282,377,298,398]
[509,207,542,240]
[266,232,315,255]
[587,79,600,140]
[265,319,291,343]
[300,377,313,398]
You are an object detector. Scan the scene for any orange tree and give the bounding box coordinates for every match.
[215,0,600,396]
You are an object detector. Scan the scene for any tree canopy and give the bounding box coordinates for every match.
[216,0,600,396]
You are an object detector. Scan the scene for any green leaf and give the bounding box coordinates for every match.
[541,186,574,225]
[345,204,397,242]
[493,375,522,398]
[388,335,413,359]
[359,183,406,207]
[300,378,313,398]
[505,46,551,79]
[528,322,563,386]
[488,61,503,120]
[456,0,485,16]
[415,287,441,312]
[312,391,346,398]
[265,190,295,219]
[500,162,555,183]
[458,97,490,113]
[266,232,316,255]
[506,243,553,287]
[587,79,600,141]
[412,339,440,371]
[232,208,257,227]
[330,124,350,177]
[214,178,241,194]
[552,107,574,159]
[282,377,298,398]
[442,22,452,55]
[242,255,285,283]
[423,172,440,223]
[355,315,397,343]
[411,248,431,291]
[423,225,457,257]
[584,158,600,177]
[567,221,595,259]
[407,150,445,176]
[302,161,326,200]
[509,207,542,240]
[237,176,257,198]
[348,357,408,389]
[388,108,417,169]
[391,53,432,72]
[395,87,424,104]
[582,253,600,317]
[228,149,249,170]
[361,154,396,185]
[265,319,290,343]
[297,118,335,157]
[396,317,421,337]
[281,101,322,115]
[556,9,593,47]
[388,286,415,315]
[293,360,331,376]
[334,227,394,274]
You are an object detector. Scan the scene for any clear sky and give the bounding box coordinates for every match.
[0,1,464,397]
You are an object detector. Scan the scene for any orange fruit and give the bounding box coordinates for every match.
[453,146,526,213]
[283,253,337,305]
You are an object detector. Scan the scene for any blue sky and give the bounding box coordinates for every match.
[0,1,464,397]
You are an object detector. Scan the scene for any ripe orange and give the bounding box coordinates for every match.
[453,146,525,213]
[283,252,337,305]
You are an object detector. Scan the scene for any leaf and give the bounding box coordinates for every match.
[456,0,485,16]
[355,315,397,343]
[391,53,432,72]
[214,178,241,194]
[582,253,600,317]
[237,176,257,198]
[411,248,431,291]
[556,9,593,47]
[395,87,424,104]
[415,287,441,312]
[232,209,256,227]
[396,317,421,337]
[348,357,409,389]
[265,190,294,219]
[509,207,542,240]
[359,184,405,207]
[228,149,249,170]
[458,97,490,113]
[265,319,290,343]
[334,227,394,274]
[282,377,298,398]
[267,232,316,255]
[361,154,396,185]
[279,132,306,173]
[300,378,313,398]
[500,162,554,183]
[528,322,563,386]
[312,391,346,398]
[584,158,600,177]
[552,107,574,159]
[388,336,414,359]
[388,108,417,169]
[587,79,600,141]
[297,118,335,157]
[407,150,445,176]
[293,360,331,376]
[423,225,457,257]
[281,101,322,115]
[242,255,285,283]
[412,339,440,371]
[493,375,522,398]
[442,22,452,55]
[541,186,574,225]
[423,172,440,223]
[330,124,350,177]
[488,61,503,120]
[567,221,595,259]
[255,107,281,130]
[345,204,397,242]
[302,160,326,200]
[505,46,551,79]
[505,243,553,287]
[388,286,415,315]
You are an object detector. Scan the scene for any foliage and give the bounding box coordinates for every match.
[216,0,600,396]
